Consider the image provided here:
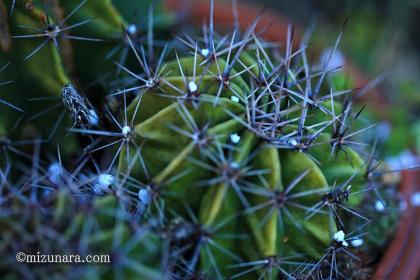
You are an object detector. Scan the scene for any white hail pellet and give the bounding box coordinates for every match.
[188,81,198,92]
[411,192,420,207]
[288,139,298,146]
[201,48,210,57]
[122,126,131,137]
[230,133,241,144]
[94,174,115,194]
[138,188,152,205]
[230,162,240,169]
[333,230,348,247]
[127,24,137,35]
[351,239,364,247]
[374,200,385,212]
[320,47,346,72]
[230,96,239,103]
[48,162,62,185]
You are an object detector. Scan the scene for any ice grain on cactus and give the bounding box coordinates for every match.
[0,0,400,279]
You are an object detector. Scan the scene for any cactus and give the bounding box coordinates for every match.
[0,1,407,279]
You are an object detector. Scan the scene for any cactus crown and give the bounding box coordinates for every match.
[0,1,403,279]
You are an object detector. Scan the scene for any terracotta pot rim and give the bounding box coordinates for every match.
[372,170,419,280]
[164,1,420,279]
